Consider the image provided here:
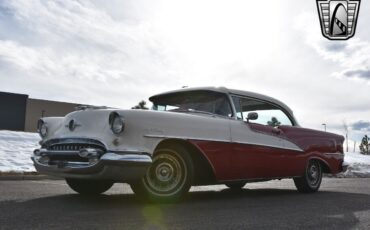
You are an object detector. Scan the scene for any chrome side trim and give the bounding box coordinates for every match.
[233,141,304,152]
[143,134,304,152]
[143,134,226,142]
[324,152,344,157]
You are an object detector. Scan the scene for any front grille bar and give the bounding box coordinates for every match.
[49,144,104,152]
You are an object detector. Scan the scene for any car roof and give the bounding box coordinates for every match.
[149,86,294,116]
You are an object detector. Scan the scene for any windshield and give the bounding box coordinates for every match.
[151,90,233,117]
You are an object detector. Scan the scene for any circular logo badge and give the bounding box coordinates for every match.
[68,119,76,131]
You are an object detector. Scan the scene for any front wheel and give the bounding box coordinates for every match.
[294,160,322,193]
[66,178,114,195]
[130,145,194,203]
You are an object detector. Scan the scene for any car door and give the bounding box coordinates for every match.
[229,96,302,179]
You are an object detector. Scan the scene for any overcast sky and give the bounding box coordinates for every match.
[0,0,369,143]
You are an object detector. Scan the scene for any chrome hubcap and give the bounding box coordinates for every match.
[156,162,174,181]
[307,162,321,186]
[309,165,318,179]
[144,151,186,195]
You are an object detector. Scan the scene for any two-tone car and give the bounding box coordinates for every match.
[32,87,347,202]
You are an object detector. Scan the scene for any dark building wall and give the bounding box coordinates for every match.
[0,92,28,131]
[0,91,90,133]
[25,98,79,132]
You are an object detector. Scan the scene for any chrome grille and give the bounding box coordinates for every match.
[42,138,106,164]
[48,143,105,152]
[43,138,106,152]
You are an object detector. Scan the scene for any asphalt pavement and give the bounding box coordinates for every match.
[0,178,369,230]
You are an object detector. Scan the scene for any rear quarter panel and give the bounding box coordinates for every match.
[279,126,345,174]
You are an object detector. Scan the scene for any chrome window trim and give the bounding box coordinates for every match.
[229,93,298,126]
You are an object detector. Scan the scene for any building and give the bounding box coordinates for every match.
[0,92,28,131]
[0,91,83,132]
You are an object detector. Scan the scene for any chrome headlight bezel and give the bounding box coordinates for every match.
[37,119,48,138]
[109,112,125,135]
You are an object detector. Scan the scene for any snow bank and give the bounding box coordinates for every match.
[0,130,39,172]
[0,130,369,177]
[340,151,370,178]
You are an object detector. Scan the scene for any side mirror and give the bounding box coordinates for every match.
[246,112,258,123]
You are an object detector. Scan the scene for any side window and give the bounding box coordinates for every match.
[232,96,293,126]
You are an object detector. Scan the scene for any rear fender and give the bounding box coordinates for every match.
[307,156,332,174]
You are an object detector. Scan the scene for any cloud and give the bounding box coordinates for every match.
[314,38,370,81]
[0,0,369,137]
[294,11,370,83]
[0,0,296,108]
[325,43,347,52]
[344,69,370,80]
[352,121,370,132]
[0,0,178,107]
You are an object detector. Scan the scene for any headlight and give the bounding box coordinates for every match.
[37,119,48,138]
[109,112,125,135]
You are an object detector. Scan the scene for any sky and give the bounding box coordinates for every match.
[0,0,369,145]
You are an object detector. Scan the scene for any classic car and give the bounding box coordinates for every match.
[32,87,347,202]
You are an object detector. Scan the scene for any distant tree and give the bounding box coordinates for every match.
[132,100,149,110]
[359,135,370,155]
[267,117,281,127]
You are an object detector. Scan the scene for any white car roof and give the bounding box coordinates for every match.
[149,86,294,117]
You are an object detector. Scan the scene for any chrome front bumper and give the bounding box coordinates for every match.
[31,149,152,182]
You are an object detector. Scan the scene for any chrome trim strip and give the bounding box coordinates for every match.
[143,134,304,152]
[32,156,95,168]
[324,152,344,157]
[144,134,226,142]
[32,151,152,169]
[232,141,304,152]
[39,149,79,155]
[101,153,152,163]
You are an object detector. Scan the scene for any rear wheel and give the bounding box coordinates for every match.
[66,178,114,195]
[130,145,194,203]
[294,160,322,193]
[225,182,246,190]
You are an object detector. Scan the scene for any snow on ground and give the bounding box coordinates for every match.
[0,131,39,173]
[341,151,370,178]
[0,130,369,177]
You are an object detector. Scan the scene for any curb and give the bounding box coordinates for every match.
[0,172,61,180]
